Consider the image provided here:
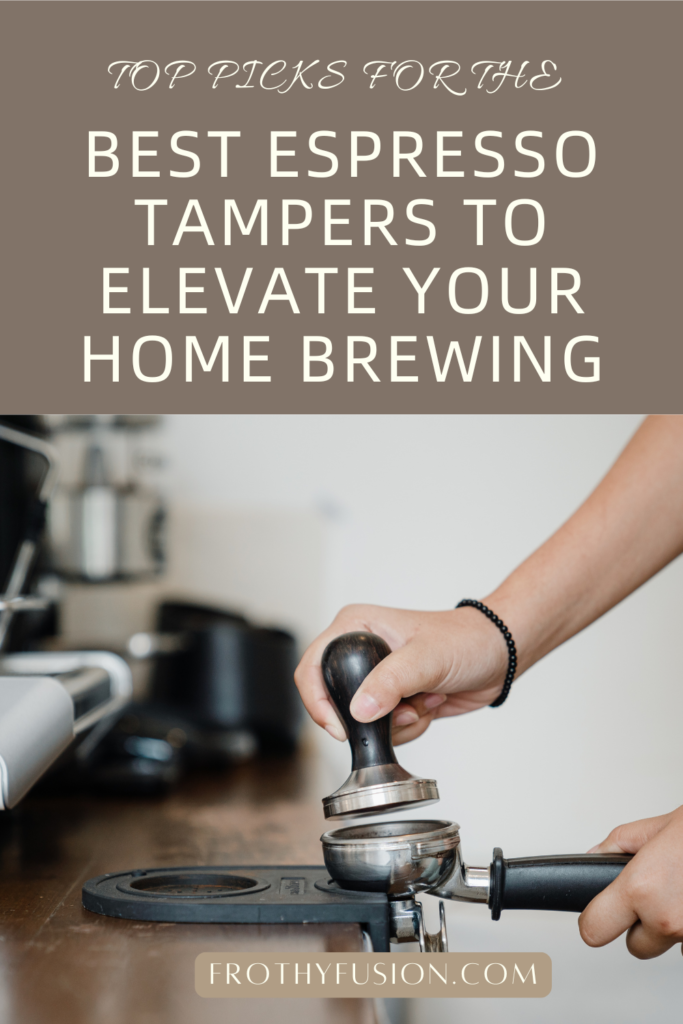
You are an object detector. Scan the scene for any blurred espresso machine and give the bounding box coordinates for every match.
[0,415,302,805]
[47,415,166,584]
[0,416,133,807]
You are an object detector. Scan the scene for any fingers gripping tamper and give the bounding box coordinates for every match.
[321,632,440,819]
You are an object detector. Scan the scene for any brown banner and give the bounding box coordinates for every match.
[2,2,680,412]
[195,951,552,998]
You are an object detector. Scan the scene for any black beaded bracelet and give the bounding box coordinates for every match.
[455,599,518,707]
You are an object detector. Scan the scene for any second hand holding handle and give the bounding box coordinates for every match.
[321,631,439,819]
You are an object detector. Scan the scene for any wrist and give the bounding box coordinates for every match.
[454,600,518,705]
[482,586,544,677]
[448,605,510,693]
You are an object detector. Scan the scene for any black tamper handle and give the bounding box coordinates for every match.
[321,631,398,772]
[489,848,632,919]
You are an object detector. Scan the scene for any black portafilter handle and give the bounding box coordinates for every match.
[488,847,632,919]
[321,631,398,772]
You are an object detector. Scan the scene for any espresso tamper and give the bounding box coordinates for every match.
[321,631,439,819]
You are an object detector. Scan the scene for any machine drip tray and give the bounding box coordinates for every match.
[83,866,392,951]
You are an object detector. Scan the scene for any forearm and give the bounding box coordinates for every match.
[487,416,683,674]
[295,416,683,741]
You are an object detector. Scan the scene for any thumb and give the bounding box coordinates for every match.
[349,639,449,723]
[588,812,673,854]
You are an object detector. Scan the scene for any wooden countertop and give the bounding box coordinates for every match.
[0,747,379,1024]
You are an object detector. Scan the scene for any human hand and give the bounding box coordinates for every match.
[294,603,510,745]
[579,805,683,958]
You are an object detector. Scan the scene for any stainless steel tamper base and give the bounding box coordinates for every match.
[322,763,440,819]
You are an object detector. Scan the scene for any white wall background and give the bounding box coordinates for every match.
[153,414,683,1021]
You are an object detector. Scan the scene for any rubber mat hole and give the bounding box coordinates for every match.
[129,873,260,897]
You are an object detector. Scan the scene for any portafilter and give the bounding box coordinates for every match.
[322,817,629,908]
[321,818,630,951]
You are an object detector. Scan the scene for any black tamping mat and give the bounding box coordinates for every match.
[82,866,392,951]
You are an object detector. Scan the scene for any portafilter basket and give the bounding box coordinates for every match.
[321,819,462,898]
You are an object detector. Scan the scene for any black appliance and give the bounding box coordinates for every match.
[148,600,303,754]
